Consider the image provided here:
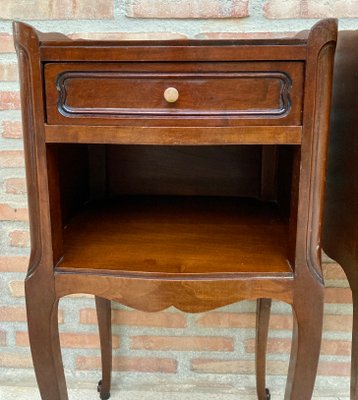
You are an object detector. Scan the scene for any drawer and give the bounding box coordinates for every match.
[44,62,304,127]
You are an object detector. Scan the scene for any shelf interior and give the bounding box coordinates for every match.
[58,196,292,276]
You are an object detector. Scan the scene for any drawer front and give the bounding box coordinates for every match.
[44,62,304,127]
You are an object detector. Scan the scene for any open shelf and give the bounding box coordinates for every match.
[57,196,292,277]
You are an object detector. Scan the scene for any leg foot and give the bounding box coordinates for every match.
[256,298,272,400]
[265,388,271,400]
[97,380,111,400]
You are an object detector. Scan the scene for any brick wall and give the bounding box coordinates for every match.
[0,0,357,397]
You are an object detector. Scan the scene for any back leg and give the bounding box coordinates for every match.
[95,296,112,400]
[256,298,272,400]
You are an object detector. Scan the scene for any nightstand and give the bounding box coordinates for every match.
[14,19,337,400]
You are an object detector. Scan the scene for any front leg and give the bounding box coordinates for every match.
[284,285,324,400]
[26,277,68,400]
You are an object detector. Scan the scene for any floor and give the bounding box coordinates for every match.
[0,385,349,400]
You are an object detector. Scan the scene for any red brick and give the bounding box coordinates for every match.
[191,359,295,375]
[0,353,33,368]
[131,335,234,351]
[16,332,120,349]
[0,256,28,272]
[0,34,15,53]
[9,230,30,248]
[0,91,21,110]
[0,306,27,322]
[125,0,249,19]
[196,312,256,329]
[76,355,348,378]
[197,312,292,330]
[0,331,6,346]
[265,360,350,377]
[0,0,114,20]
[3,178,27,195]
[0,151,25,168]
[263,0,358,19]
[70,32,188,40]
[0,204,28,222]
[324,315,352,332]
[68,293,92,299]
[323,262,348,281]
[196,32,296,40]
[80,308,187,328]
[245,338,289,355]
[8,281,24,297]
[191,358,255,374]
[16,332,31,346]
[318,340,351,356]
[191,358,349,377]
[325,287,352,304]
[0,306,63,323]
[318,361,351,377]
[245,338,351,356]
[2,121,23,139]
[270,314,353,332]
[0,63,18,82]
[76,356,177,373]
[198,312,352,332]
[269,314,293,330]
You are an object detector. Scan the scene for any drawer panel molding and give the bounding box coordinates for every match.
[55,70,292,119]
[44,61,304,127]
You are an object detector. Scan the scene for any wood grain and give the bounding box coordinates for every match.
[322,31,358,400]
[105,145,263,198]
[45,125,302,145]
[59,196,292,276]
[44,61,304,127]
[40,43,307,62]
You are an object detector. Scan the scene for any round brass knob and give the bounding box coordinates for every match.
[164,87,179,103]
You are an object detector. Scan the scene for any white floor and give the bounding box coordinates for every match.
[0,386,349,400]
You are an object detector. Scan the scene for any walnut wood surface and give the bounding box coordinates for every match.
[105,145,263,198]
[44,125,303,145]
[95,297,112,400]
[14,19,337,400]
[256,298,272,400]
[40,42,307,63]
[55,271,294,313]
[257,27,347,400]
[59,196,291,275]
[44,61,304,127]
[13,22,68,400]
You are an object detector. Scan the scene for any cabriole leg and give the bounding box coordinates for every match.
[284,289,324,400]
[26,279,68,400]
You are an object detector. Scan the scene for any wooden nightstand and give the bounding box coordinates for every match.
[14,19,337,400]
[322,30,358,400]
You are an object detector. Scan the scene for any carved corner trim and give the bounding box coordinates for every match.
[17,47,43,279]
[13,22,52,279]
[304,27,337,284]
[307,19,338,55]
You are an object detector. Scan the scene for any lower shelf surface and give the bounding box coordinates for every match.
[58,196,292,276]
